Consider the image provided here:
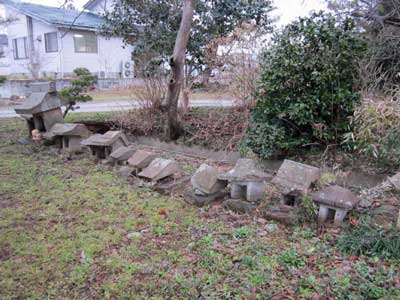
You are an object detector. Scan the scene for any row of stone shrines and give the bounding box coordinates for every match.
[186,159,361,226]
[14,81,362,226]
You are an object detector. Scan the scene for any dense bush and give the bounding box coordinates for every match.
[344,97,400,169]
[244,13,366,158]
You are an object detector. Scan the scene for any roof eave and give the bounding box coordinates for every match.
[3,3,53,26]
[56,24,101,32]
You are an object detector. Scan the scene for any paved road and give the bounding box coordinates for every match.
[0,98,236,119]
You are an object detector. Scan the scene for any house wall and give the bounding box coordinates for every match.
[59,30,132,78]
[4,5,133,79]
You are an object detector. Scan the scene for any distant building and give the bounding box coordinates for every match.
[0,0,134,79]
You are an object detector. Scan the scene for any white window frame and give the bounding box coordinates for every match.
[12,37,28,60]
[73,31,98,53]
[44,32,58,53]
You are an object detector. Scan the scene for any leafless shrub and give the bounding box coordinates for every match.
[133,72,167,111]
[229,53,259,108]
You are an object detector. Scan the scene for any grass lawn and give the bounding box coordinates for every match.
[0,118,399,300]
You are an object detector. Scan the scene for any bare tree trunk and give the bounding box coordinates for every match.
[163,0,194,140]
[182,88,191,113]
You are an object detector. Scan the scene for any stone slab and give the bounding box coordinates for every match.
[191,164,227,195]
[81,131,129,147]
[184,189,227,207]
[110,146,135,162]
[263,205,299,226]
[222,199,257,214]
[219,158,271,182]
[128,150,157,169]
[138,158,180,182]
[272,160,320,194]
[312,185,360,209]
[153,177,190,194]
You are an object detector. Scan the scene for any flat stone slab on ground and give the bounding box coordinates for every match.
[272,159,320,194]
[110,146,135,162]
[191,163,227,195]
[154,177,190,194]
[138,158,180,182]
[222,199,257,214]
[219,158,271,182]
[128,150,157,169]
[263,205,299,226]
[184,189,227,207]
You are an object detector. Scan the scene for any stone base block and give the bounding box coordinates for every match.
[184,189,227,207]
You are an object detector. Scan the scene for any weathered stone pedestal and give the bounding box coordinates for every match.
[312,185,360,226]
[219,159,271,201]
[219,159,272,214]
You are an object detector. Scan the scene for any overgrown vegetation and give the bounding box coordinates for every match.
[345,97,400,169]
[244,13,366,158]
[60,68,97,117]
[337,218,400,260]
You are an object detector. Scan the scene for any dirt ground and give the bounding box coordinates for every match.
[0,118,399,300]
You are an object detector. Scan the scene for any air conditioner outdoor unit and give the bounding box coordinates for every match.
[121,60,134,78]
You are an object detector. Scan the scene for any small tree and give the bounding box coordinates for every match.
[60,68,97,118]
[244,13,366,158]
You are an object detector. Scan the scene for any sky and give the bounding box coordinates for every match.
[14,0,328,26]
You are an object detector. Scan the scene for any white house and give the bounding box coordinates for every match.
[0,0,134,79]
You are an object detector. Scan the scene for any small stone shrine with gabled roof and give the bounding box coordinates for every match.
[14,81,66,136]
[46,123,91,152]
[81,131,129,159]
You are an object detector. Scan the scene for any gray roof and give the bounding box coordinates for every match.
[14,92,67,114]
[1,0,105,31]
[81,131,129,147]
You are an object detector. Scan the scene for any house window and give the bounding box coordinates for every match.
[73,32,97,53]
[45,32,58,53]
[12,37,28,59]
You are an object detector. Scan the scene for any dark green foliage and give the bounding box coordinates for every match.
[60,68,97,117]
[337,219,400,260]
[0,75,7,85]
[244,13,366,158]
